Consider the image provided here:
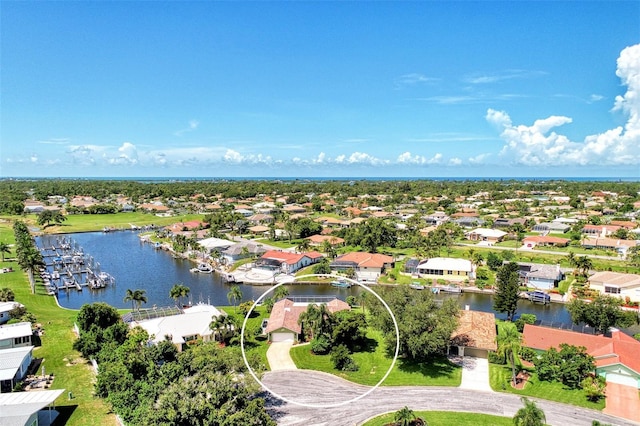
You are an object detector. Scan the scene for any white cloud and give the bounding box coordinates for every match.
[468,153,491,164]
[37,138,69,145]
[397,152,442,165]
[464,69,547,84]
[108,142,139,166]
[487,43,640,167]
[174,119,200,136]
[394,73,438,88]
[589,94,604,103]
[449,157,462,166]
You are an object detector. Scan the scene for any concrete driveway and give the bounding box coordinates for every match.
[458,356,492,392]
[266,341,297,371]
[261,370,638,426]
[604,382,640,423]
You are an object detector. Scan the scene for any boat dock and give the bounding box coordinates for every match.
[38,236,115,294]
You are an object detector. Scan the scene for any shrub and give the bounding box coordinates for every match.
[310,335,331,355]
[581,375,606,402]
[330,344,359,371]
[488,351,506,365]
[237,301,254,316]
[518,347,537,363]
[514,313,537,332]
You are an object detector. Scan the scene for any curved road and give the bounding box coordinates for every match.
[262,370,639,426]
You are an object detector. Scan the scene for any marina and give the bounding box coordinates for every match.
[37,235,116,294]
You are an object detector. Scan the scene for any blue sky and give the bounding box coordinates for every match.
[1,1,639,178]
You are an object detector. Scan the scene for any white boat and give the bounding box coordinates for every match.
[410,282,425,290]
[191,263,213,273]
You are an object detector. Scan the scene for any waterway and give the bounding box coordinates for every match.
[35,231,632,332]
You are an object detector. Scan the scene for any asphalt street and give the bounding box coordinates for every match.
[261,370,640,426]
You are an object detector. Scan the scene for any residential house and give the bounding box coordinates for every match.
[465,228,507,243]
[424,212,449,226]
[330,252,394,283]
[305,234,345,247]
[454,216,486,228]
[581,237,637,257]
[0,389,65,426]
[582,225,621,237]
[258,250,323,274]
[449,309,497,358]
[416,257,474,281]
[221,242,267,263]
[248,225,270,236]
[523,324,640,389]
[531,222,571,233]
[587,271,640,303]
[0,346,34,393]
[609,220,638,230]
[0,302,21,325]
[493,218,527,229]
[515,262,564,290]
[129,304,226,351]
[0,322,32,350]
[165,220,208,234]
[265,297,350,342]
[522,235,570,249]
[247,213,274,225]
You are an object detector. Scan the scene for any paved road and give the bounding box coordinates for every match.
[262,370,639,426]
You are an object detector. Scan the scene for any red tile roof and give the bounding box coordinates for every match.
[523,236,570,245]
[261,250,323,265]
[523,324,640,374]
[334,252,393,268]
[265,298,350,335]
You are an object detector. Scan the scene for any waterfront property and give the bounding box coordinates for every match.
[0,301,22,325]
[265,297,350,342]
[523,324,640,389]
[588,271,640,303]
[257,250,324,274]
[416,257,474,282]
[127,303,227,351]
[516,262,564,291]
[330,252,394,283]
[448,309,497,358]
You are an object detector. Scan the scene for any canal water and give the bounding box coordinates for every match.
[37,231,580,327]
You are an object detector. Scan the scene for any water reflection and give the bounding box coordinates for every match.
[36,231,591,329]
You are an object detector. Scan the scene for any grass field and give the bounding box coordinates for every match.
[0,223,117,426]
[362,410,513,426]
[489,363,605,410]
[290,328,461,387]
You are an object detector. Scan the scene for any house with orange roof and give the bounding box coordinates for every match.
[258,250,323,274]
[581,237,637,257]
[330,252,394,283]
[582,224,621,237]
[449,309,497,358]
[610,220,638,230]
[305,234,345,247]
[164,220,208,234]
[265,297,350,342]
[523,324,640,389]
[522,235,570,248]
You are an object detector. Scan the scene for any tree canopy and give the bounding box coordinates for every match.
[567,294,638,334]
[493,262,520,321]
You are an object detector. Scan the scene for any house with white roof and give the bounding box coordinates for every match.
[588,271,640,303]
[0,302,22,325]
[465,228,507,244]
[0,346,33,393]
[129,304,226,351]
[0,322,32,350]
[417,257,474,281]
[0,389,65,426]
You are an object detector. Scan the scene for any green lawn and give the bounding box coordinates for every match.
[489,363,605,410]
[290,329,461,387]
[362,410,513,426]
[7,212,205,234]
[0,223,117,426]
[221,305,271,371]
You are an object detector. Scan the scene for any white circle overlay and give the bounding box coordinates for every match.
[240,274,400,408]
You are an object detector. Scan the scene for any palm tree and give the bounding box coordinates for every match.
[209,314,232,343]
[497,323,522,388]
[0,242,11,262]
[273,285,289,301]
[17,245,44,294]
[358,291,368,313]
[394,406,416,426]
[513,397,546,426]
[124,289,147,312]
[227,285,242,312]
[296,239,311,253]
[576,256,593,278]
[169,283,190,307]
